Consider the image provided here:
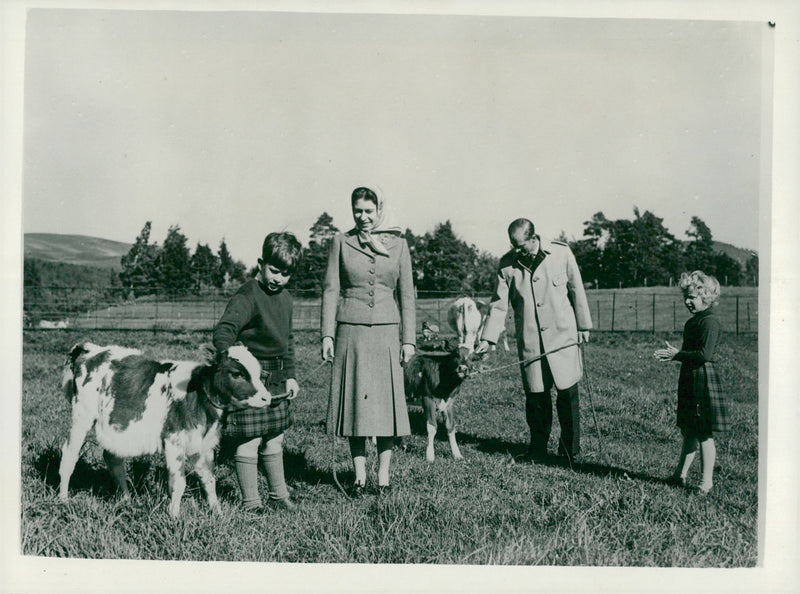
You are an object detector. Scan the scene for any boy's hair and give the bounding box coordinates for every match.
[261,232,302,273]
[679,270,721,306]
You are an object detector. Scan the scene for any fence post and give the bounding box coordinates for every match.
[652,293,656,335]
[747,301,751,332]
[673,300,676,331]
[736,295,740,336]
[635,298,638,331]
[611,293,616,332]
[596,300,600,331]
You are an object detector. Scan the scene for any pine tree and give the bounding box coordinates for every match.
[191,243,219,291]
[292,213,339,292]
[119,222,159,296]
[156,225,192,295]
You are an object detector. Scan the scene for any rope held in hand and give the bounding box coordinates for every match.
[468,342,580,377]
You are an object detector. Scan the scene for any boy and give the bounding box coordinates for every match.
[213,232,302,511]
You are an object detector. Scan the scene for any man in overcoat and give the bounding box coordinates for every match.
[477,218,592,462]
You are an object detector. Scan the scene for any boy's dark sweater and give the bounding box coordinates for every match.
[213,278,296,377]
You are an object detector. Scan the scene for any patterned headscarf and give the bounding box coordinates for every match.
[350,185,402,257]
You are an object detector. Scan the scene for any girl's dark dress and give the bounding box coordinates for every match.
[674,308,730,436]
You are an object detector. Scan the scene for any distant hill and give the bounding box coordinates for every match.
[24,233,131,270]
[712,241,757,267]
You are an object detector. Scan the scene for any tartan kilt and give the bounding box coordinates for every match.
[677,361,730,435]
[222,360,292,440]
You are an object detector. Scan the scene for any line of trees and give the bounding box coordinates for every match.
[119,222,248,296]
[114,209,758,297]
[570,209,758,288]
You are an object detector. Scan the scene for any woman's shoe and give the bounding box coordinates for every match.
[349,483,366,499]
[376,484,391,496]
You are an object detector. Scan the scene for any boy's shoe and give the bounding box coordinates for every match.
[376,484,391,497]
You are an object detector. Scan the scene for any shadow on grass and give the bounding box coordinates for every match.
[31,445,239,503]
[451,431,674,486]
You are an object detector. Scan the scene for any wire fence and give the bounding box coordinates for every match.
[23,285,758,336]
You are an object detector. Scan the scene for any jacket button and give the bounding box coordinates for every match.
[533,276,539,282]
[369,280,375,285]
[369,290,374,296]
[540,326,548,331]
[368,302,374,308]
[537,302,544,307]
[369,268,375,274]
[369,257,375,263]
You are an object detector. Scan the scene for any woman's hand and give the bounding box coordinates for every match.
[285,378,300,400]
[401,343,416,364]
[321,336,335,362]
[653,341,679,362]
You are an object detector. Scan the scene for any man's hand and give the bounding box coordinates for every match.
[578,330,591,344]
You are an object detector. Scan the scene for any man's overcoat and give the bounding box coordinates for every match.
[481,238,592,392]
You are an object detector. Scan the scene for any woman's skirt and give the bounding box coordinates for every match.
[222,358,292,440]
[326,323,411,437]
[676,361,730,435]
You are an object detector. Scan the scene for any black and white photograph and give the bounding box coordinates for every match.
[2,0,798,592]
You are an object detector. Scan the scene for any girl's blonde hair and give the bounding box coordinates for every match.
[679,270,721,306]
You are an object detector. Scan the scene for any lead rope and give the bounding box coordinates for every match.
[580,342,605,463]
[326,357,350,499]
[468,342,580,377]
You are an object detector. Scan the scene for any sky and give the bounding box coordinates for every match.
[20,9,767,264]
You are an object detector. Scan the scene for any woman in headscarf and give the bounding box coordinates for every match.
[321,186,416,496]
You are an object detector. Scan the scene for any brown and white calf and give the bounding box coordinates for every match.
[404,340,473,462]
[448,296,509,354]
[59,342,272,517]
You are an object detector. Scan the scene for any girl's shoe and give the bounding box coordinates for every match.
[376,484,391,496]
[666,475,686,488]
[694,484,712,496]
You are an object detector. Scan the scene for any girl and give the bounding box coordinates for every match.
[321,186,416,496]
[654,271,730,494]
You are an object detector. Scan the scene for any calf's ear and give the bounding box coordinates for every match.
[443,339,459,353]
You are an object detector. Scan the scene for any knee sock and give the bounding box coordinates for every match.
[349,437,367,486]
[376,437,394,487]
[234,455,262,510]
[699,438,716,491]
[259,452,290,501]
[674,432,698,481]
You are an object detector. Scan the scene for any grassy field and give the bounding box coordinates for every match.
[20,329,758,565]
